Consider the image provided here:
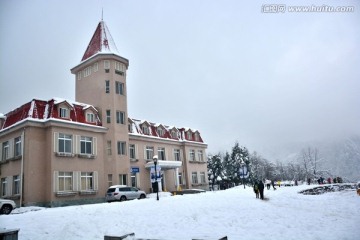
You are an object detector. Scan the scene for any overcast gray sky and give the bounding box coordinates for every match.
[1,0,359,159]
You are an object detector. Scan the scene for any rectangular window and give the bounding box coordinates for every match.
[104,60,110,69]
[157,128,164,137]
[174,149,181,161]
[105,80,110,93]
[14,136,22,157]
[80,136,93,154]
[115,61,125,75]
[115,81,124,95]
[116,111,125,124]
[59,107,69,118]
[145,146,154,160]
[83,66,91,77]
[142,126,149,135]
[58,172,73,191]
[131,173,137,187]
[86,113,95,123]
[200,172,206,183]
[2,141,9,160]
[117,141,126,155]
[129,144,136,159]
[107,141,112,155]
[197,150,203,162]
[192,172,198,184]
[178,173,183,185]
[58,134,72,153]
[106,110,111,123]
[81,172,93,190]
[158,147,166,160]
[195,133,200,141]
[171,131,177,139]
[77,72,81,80]
[189,150,195,161]
[13,175,20,195]
[187,131,192,140]
[119,174,127,185]
[1,178,7,196]
[108,174,113,187]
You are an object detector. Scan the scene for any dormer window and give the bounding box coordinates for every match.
[142,125,150,135]
[194,132,200,141]
[86,113,95,123]
[186,131,192,140]
[157,127,164,137]
[128,123,133,133]
[59,107,69,118]
[171,130,177,139]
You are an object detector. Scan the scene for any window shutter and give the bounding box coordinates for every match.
[72,134,76,154]
[76,135,80,154]
[135,144,138,160]
[92,137,97,155]
[144,146,146,160]
[53,171,59,192]
[7,176,13,196]
[54,132,59,153]
[8,140,14,159]
[136,173,140,188]
[93,171,98,191]
[73,171,80,191]
[179,149,183,162]
[0,142,2,160]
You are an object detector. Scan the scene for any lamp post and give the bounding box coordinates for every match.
[153,155,159,201]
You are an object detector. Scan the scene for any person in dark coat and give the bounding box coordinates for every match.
[258,180,265,200]
[253,181,260,199]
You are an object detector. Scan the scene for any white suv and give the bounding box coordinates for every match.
[105,185,146,202]
[0,198,17,215]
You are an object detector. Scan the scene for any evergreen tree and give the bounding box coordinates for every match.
[207,154,223,190]
[230,142,250,186]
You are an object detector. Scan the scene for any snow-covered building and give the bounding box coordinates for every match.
[0,20,208,207]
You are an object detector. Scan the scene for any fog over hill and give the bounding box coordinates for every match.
[261,135,360,182]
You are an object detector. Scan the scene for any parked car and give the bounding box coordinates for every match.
[105,185,146,202]
[0,198,16,215]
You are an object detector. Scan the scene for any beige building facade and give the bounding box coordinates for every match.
[0,20,208,207]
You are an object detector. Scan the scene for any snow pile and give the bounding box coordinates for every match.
[299,183,356,195]
[1,185,359,240]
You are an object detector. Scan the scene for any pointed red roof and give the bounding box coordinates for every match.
[81,21,120,61]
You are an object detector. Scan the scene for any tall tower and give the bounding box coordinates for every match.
[71,20,130,184]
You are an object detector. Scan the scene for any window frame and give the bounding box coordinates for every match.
[80,136,93,155]
[192,172,198,184]
[14,136,22,157]
[158,147,166,160]
[116,111,125,124]
[145,146,154,160]
[58,133,72,154]
[117,141,126,155]
[105,80,110,94]
[115,81,124,95]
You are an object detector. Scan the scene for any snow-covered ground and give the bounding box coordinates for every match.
[1,184,359,240]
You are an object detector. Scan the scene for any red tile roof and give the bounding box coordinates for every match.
[1,98,102,130]
[81,21,120,61]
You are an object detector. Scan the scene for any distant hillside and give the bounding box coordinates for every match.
[262,135,360,182]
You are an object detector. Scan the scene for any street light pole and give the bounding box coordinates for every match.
[153,155,159,201]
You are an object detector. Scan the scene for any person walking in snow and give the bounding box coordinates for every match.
[258,180,265,200]
[271,180,276,190]
[253,181,260,199]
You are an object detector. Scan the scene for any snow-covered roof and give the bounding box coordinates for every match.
[0,98,102,131]
[81,20,120,61]
[128,118,205,144]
